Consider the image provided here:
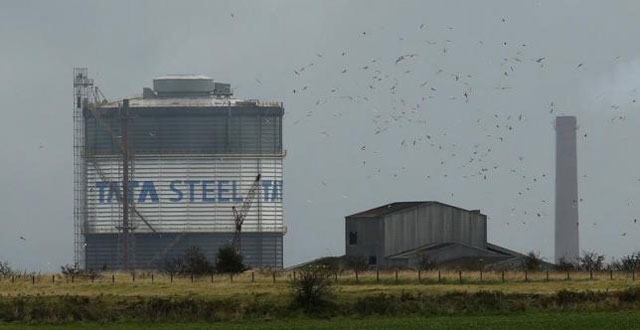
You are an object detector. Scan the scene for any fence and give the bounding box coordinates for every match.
[0,269,637,285]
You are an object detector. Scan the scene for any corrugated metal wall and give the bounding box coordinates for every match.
[85,232,283,270]
[383,204,486,256]
[85,107,282,155]
[85,155,283,234]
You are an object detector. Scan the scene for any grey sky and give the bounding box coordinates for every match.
[1,0,640,271]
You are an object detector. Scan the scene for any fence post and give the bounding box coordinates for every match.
[376,268,379,283]
[211,274,214,283]
[438,270,441,282]
[334,272,338,283]
[633,270,636,281]
[112,274,115,283]
[502,270,505,282]
[71,275,74,283]
[459,271,462,284]
[170,274,173,283]
[566,271,570,280]
[132,274,135,283]
[191,274,194,283]
[355,270,359,282]
[272,272,276,283]
[293,271,296,280]
[52,275,55,283]
[251,272,254,283]
[91,275,94,283]
[610,269,613,280]
[418,269,422,283]
[230,274,233,283]
[151,274,154,283]
[32,275,35,285]
[395,269,399,283]
[480,269,483,281]
[546,270,549,281]
[590,269,593,280]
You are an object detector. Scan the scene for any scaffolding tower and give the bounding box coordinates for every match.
[73,68,93,268]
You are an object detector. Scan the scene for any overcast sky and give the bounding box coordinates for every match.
[1,0,640,271]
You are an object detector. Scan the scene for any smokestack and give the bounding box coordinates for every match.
[555,116,579,263]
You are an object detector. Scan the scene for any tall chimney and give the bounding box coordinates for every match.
[555,116,579,263]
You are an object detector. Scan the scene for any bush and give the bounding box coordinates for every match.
[290,265,335,314]
[182,246,214,275]
[60,263,99,278]
[523,251,544,271]
[579,251,605,271]
[0,261,14,277]
[417,256,436,271]
[555,257,579,271]
[344,255,368,272]
[163,257,184,276]
[215,245,245,274]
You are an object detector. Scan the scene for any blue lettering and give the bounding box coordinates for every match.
[184,180,200,202]
[138,181,159,203]
[202,180,216,203]
[272,180,282,202]
[231,180,242,202]
[218,181,230,202]
[127,181,139,202]
[97,182,109,203]
[261,180,272,202]
[107,181,119,203]
[169,180,183,202]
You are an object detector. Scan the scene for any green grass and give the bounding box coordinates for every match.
[2,311,640,329]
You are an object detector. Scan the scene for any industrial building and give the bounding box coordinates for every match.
[555,116,579,263]
[73,69,284,270]
[345,202,526,269]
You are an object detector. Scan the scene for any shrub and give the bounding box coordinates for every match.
[60,263,99,278]
[215,245,245,274]
[523,251,544,271]
[290,265,335,314]
[555,257,579,271]
[344,255,368,272]
[163,257,184,276]
[0,261,14,277]
[182,246,214,275]
[579,251,605,271]
[417,256,436,271]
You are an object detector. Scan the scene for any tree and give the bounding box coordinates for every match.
[182,246,214,275]
[579,251,605,271]
[523,251,544,271]
[611,252,640,272]
[215,245,245,274]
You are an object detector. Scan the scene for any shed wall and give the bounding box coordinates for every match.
[383,204,486,257]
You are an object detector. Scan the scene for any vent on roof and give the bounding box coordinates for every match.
[152,75,215,97]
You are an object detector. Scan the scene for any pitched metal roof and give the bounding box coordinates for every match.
[346,201,482,218]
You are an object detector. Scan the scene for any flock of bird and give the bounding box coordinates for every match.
[279,19,637,239]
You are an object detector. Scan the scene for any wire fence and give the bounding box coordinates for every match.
[0,269,637,285]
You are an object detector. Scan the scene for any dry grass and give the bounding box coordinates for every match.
[0,270,637,300]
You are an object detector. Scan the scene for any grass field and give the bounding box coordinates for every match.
[2,311,640,329]
[1,270,640,328]
[1,270,637,300]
